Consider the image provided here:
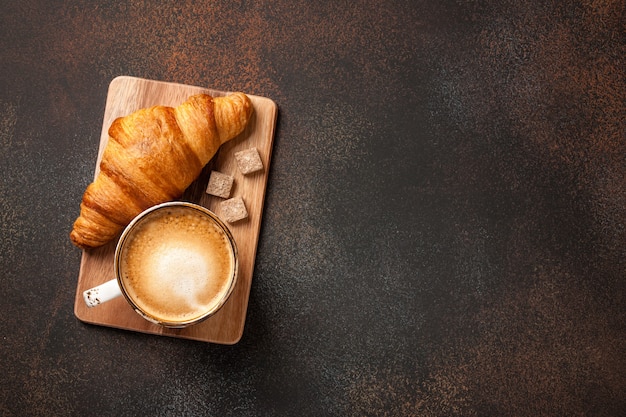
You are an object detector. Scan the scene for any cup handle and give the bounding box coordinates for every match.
[83,279,123,307]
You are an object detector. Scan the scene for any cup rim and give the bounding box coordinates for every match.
[114,201,239,328]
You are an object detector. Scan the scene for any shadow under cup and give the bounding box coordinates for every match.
[115,202,238,328]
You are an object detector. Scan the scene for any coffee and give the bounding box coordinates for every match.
[117,204,237,326]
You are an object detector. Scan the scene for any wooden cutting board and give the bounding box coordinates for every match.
[73,76,278,344]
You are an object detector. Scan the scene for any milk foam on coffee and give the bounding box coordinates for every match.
[119,207,235,324]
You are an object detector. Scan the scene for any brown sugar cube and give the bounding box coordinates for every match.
[220,196,248,223]
[206,171,234,198]
[234,148,264,174]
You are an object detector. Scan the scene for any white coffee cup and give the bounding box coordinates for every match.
[82,202,238,328]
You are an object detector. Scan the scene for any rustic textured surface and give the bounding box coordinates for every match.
[1,1,624,416]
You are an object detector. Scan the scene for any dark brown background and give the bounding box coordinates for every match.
[1,1,624,416]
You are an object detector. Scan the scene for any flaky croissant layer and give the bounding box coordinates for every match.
[70,92,253,249]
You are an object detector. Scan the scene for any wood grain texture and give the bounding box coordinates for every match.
[73,76,277,344]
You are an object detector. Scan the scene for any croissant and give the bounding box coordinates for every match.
[70,92,253,249]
